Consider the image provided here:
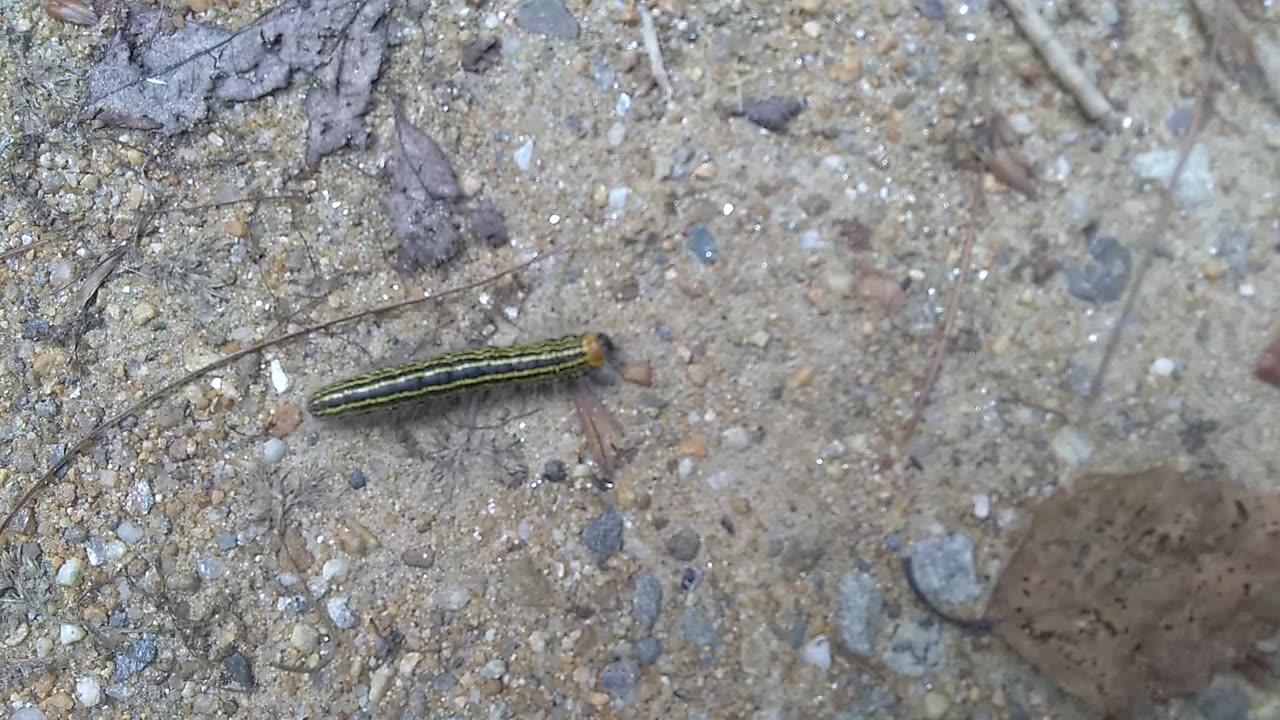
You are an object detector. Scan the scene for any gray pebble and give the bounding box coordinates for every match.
[326,596,359,629]
[223,651,254,689]
[1214,228,1254,278]
[401,547,436,569]
[882,618,945,677]
[262,438,287,464]
[128,481,155,515]
[63,525,88,544]
[348,469,367,490]
[86,537,108,566]
[632,574,663,631]
[1065,235,1131,303]
[836,571,883,657]
[113,634,158,682]
[686,225,719,264]
[540,459,567,483]
[581,509,624,564]
[11,709,48,720]
[117,521,145,545]
[196,558,224,580]
[1130,145,1214,206]
[733,96,806,132]
[513,0,579,39]
[1165,106,1195,137]
[907,533,982,606]
[664,527,701,562]
[681,607,721,647]
[216,531,238,551]
[600,658,642,703]
[1197,684,1249,720]
[634,637,662,665]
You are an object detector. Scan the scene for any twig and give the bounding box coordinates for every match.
[896,172,984,461]
[637,3,674,102]
[0,239,51,261]
[1004,0,1119,127]
[1082,0,1222,417]
[1,248,565,530]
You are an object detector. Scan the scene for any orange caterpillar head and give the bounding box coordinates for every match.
[583,332,614,368]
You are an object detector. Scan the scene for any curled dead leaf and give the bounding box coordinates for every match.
[46,0,98,25]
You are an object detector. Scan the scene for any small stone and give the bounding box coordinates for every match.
[369,664,395,704]
[802,20,821,37]
[263,438,287,464]
[600,658,641,702]
[11,710,47,720]
[686,225,719,264]
[75,677,102,707]
[681,607,721,647]
[348,469,368,489]
[269,359,290,393]
[1196,683,1249,720]
[1065,235,1131,304]
[1131,145,1214,206]
[722,426,752,449]
[479,658,507,679]
[225,218,250,237]
[907,533,982,606]
[60,624,87,644]
[434,585,472,611]
[291,624,320,652]
[131,301,158,325]
[883,617,944,677]
[540,459,567,483]
[1151,357,1175,377]
[513,0,579,39]
[924,691,951,719]
[581,509,624,564]
[635,637,662,665]
[1052,426,1094,466]
[733,96,806,132]
[836,571,883,656]
[664,527,701,562]
[607,122,627,147]
[56,557,83,587]
[117,521,145,545]
[632,574,663,631]
[326,597,358,629]
[86,537,108,566]
[196,558,225,580]
[800,635,831,672]
[972,493,990,520]
[223,651,254,688]
[401,547,436,569]
[322,557,350,583]
[513,139,534,172]
[113,634,158,681]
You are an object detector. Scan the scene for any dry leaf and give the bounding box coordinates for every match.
[984,467,1280,716]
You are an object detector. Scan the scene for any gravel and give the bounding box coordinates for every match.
[600,658,642,703]
[882,618,945,677]
[581,509,624,564]
[907,533,982,606]
[836,571,883,657]
[664,527,701,562]
[1065,235,1132,304]
[681,606,721,647]
[634,637,662,665]
[326,596,358,629]
[632,574,663,631]
[113,634,158,682]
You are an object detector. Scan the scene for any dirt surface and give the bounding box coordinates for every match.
[1,0,1278,719]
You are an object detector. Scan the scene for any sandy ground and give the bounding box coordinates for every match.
[1,0,1279,718]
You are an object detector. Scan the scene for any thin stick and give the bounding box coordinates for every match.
[896,173,983,461]
[1,249,564,530]
[1004,0,1118,127]
[1082,0,1222,417]
[637,3,674,102]
[0,239,51,261]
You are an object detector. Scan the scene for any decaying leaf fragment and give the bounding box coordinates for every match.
[384,110,463,272]
[986,467,1280,716]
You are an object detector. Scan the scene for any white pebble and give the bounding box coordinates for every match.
[269,359,291,393]
[479,659,507,679]
[326,596,358,629]
[59,624,86,645]
[56,557,83,587]
[11,709,47,720]
[513,139,534,172]
[1051,426,1094,466]
[1150,357,1175,377]
[972,494,991,520]
[369,664,396,704]
[291,624,320,653]
[802,20,822,37]
[75,677,102,707]
[705,470,733,491]
[322,557,350,583]
[607,122,627,147]
[263,438,288,464]
[117,521,145,545]
[608,186,630,212]
[800,635,831,672]
[1239,283,1257,297]
[677,457,696,478]
[722,426,752,450]
[35,637,53,658]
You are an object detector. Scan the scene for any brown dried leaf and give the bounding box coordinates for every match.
[986,468,1280,716]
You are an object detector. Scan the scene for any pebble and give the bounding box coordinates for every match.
[74,676,102,702]
[664,527,701,562]
[513,0,579,39]
[800,635,832,672]
[291,623,320,652]
[401,547,436,569]
[632,574,663,631]
[924,691,951,719]
[479,659,507,679]
[883,618,944,677]
[802,20,821,37]
[1052,426,1094,466]
[129,481,155,515]
[836,571,883,656]
[908,534,982,606]
[434,585,472,611]
[1130,146,1215,206]
[607,121,627,147]
[216,531,238,551]
[196,558,225,580]
[635,637,662,665]
[686,225,719,264]
[11,709,47,720]
[1151,357,1175,377]
[600,658,641,702]
[369,664,395,704]
[734,96,806,132]
[326,596,358,629]
[1196,684,1249,720]
[60,623,87,645]
[581,509,624,564]
[541,459,567,483]
[269,359,291,393]
[722,426,752,449]
[263,438,287,464]
[117,521,145,545]
[322,557,350,583]
[224,651,254,688]
[56,557,84,586]
[348,469,368,489]
[972,493,991,520]
[113,634,157,682]
[681,607,721,647]
[131,301,158,325]
[513,139,534,172]
[87,537,108,566]
[1065,235,1132,303]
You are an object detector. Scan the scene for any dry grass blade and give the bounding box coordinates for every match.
[0,239,51,262]
[70,244,126,310]
[573,386,624,480]
[985,468,1280,716]
[0,249,564,530]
